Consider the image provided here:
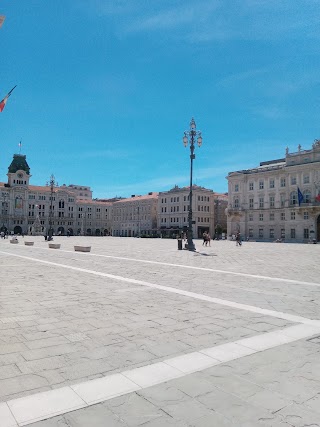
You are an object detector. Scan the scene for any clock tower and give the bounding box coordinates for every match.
[7,154,31,187]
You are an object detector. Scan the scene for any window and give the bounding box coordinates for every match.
[291,229,296,239]
[234,198,239,208]
[249,214,253,221]
[259,197,264,208]
[280,194,285,207]
[259,180,264,190]
[304,229,309,239]
[235,184,239,192]
[269,179,275,189]
[249,182,254,191]
[281,212,285,221]
[259,213,264,221]
[259,229,263,238]
[304,211,309,220]
[270,212,274,221]
[249,228,253,237]
[269,196,275,208]
[291,176,297,185]
[291,211,296,220]
[303,175,310,184]
[249,198,254,209]
[280,177,286,187]
[290,192,297,205]
[281,229,285,239]
[269,229,275,239]
[303,190,311,203]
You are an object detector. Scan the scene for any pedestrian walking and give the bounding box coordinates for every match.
[206,232,211,247]
[202,231,207,245]
[236,232,242,246]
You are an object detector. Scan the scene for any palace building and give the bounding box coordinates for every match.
[0,153,113,236]
[227,140,320,242]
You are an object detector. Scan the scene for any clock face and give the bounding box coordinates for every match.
[17,173,23,178]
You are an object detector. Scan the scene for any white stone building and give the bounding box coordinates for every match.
[226,140,320,243]
[112,193,158,237]
[158,185,228,238]
[0,154,112,236]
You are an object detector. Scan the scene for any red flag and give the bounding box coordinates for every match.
[0,86,17,112]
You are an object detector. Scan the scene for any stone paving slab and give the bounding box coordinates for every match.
[0,251,292,401]
[0,237,320,426]
[25,338,320,427]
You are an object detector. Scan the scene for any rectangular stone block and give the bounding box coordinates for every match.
[74,246,91,252]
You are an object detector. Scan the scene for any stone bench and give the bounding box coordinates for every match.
[10,239,19,244]
[49,243,61,249]
[24,241,34,246]
[74,246,91,252]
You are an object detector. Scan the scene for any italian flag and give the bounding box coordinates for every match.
[0,86,17,112]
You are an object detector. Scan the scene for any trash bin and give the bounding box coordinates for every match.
[177,239,183,250]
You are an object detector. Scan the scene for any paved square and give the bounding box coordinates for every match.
[0,237,320,426]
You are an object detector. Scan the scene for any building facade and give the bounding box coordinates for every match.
[158,185,228,238]
[227,140,320,243]
[0,154,113,236]
[112,193,158,237]
[1,153,228,238]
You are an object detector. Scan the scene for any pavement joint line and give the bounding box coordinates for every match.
[5,243,320,288]
[2,324,320,426]
[0,250,319,327]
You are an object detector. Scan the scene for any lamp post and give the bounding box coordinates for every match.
[182,117,203,251]
[46,174,57,241]
[1,193,8,233]
[214,200,221,239]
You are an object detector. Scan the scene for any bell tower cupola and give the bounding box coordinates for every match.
[7,154,31,187]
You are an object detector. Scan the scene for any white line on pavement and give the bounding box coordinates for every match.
[0,250,319,326]
[2,324,320,426]
[6,243,320,288]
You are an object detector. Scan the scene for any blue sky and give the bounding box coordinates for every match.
[1,0,319,198]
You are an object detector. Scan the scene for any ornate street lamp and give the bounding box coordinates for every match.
[1,193,9,233]
[182,117,203,251]
[46,174,58,241]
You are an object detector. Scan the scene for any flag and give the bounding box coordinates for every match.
[0,86,17,112]
[297,187,304,206]
[0,16,5,28]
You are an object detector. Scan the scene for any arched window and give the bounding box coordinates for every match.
[290,191,297,205]
[59,200,65,209]
[234,198,239,208]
